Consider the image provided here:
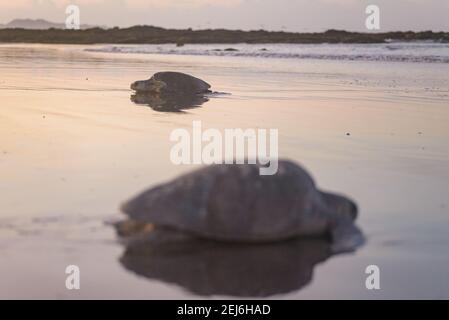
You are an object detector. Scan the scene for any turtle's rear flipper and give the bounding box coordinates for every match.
[330,221,365,254]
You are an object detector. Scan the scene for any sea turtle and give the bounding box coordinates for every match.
[118,160,364,253]
[130,71,211,94]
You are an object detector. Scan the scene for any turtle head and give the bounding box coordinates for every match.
[131,78,167,93]
[318,191,363,253]
[320,191,358,222]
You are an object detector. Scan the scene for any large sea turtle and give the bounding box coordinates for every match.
[130,71,211,94]
[117,160,364,253]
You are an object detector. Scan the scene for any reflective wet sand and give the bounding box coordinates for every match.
[1,44,449,299]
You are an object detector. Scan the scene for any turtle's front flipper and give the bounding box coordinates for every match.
[330,221,365,253]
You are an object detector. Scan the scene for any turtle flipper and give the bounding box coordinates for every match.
[330,221,365,253]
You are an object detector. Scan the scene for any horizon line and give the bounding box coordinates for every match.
[1,18,448,34]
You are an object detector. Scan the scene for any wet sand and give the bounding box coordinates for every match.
[1,44,449,299]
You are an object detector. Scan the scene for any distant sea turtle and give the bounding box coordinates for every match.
[118,160,364,253]
[130,71,211,94]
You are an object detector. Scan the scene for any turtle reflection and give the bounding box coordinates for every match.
[130,92,209,113]
[118,228,334,297]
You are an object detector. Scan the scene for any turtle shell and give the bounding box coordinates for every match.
[152,72,211,94]
[121,160,355,242]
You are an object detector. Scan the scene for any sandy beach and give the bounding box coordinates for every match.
[1,43,449,299]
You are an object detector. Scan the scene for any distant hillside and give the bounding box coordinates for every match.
[0,26,447,44]
[0,18,99,30]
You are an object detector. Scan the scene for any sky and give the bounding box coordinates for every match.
[0,0,448,32]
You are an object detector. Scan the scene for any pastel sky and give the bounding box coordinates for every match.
[0,0,448,31]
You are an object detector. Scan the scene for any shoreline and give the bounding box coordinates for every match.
[0,27,448,44]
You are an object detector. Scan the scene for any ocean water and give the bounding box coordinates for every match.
[87,42,449,63]
[0,43,449,299]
